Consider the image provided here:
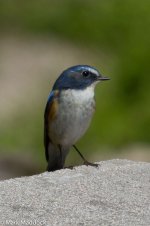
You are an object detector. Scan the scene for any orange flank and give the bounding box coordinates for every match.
[48,91,59,122]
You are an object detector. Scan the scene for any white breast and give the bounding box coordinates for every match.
[50,86,96,146]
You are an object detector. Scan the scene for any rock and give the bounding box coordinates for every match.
[0,159,150,226]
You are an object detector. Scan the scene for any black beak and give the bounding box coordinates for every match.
[97,75,110,81]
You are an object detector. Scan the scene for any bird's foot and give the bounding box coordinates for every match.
[64,165,74,170]
[83,161,99,168]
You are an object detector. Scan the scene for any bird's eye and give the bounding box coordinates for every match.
[82,70,90,77]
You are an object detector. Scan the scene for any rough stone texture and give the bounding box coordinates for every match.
[0,159,150,226]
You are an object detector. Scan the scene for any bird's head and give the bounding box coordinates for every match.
[53,65,109,90]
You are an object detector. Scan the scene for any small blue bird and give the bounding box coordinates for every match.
[44,65,109,171]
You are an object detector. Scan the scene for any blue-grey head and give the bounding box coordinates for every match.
[53,65,109,90]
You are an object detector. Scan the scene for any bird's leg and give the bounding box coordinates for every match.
[73,145,99,168]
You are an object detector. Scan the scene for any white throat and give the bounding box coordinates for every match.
[70,85,95,102]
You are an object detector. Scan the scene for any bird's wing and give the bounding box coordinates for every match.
[44,90,59,161]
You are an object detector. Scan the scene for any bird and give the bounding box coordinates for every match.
[44,65,109,171]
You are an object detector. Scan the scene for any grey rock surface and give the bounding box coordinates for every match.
[0,159,150,226]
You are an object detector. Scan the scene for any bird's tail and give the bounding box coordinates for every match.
[46,142,70,171]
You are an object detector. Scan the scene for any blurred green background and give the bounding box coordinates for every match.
[0,0,150,179]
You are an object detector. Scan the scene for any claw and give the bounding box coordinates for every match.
[64,166,74,170]
[83,161,99,168]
